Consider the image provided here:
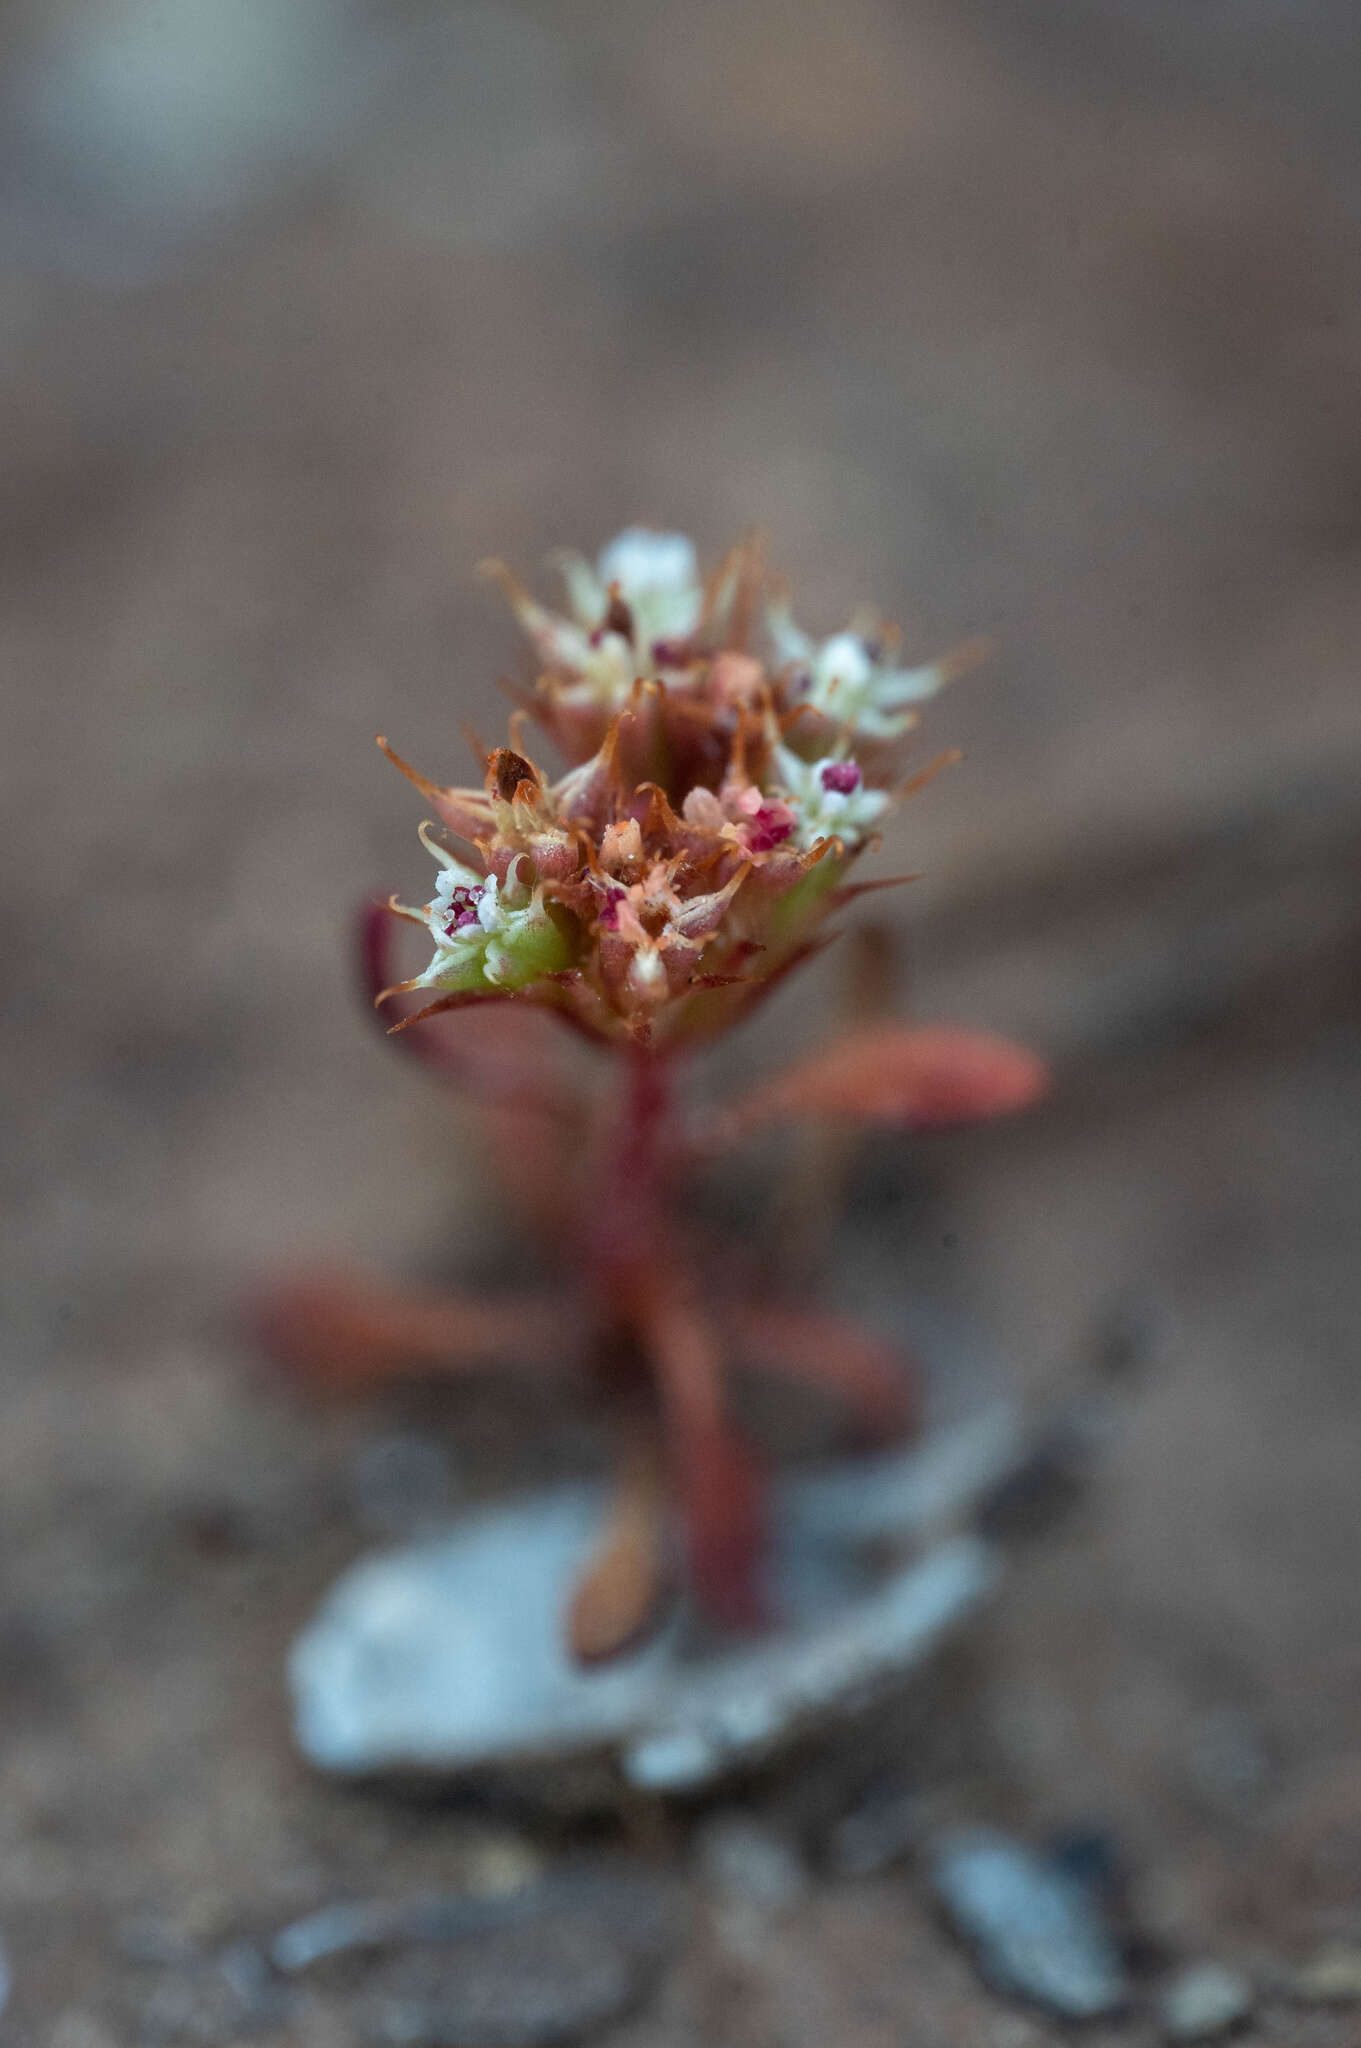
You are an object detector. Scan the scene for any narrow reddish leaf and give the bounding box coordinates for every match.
[254,1268,565,1392]
[386,990,515,1034]
[375,734,490,841]
[733,1300,921,1441]
[718,1023,1049,1140]
[895,747,963,801]
[566,1440,674,1665]
[825,874,919,912]
[714,934,836,1034]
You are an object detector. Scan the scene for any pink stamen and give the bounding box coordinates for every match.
[820,761,862,795]
[746,803,794,853]
[442,885,481,936]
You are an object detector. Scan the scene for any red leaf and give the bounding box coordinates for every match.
[566,1440,674,1665]
[719,1023,1049,1139]
[733,1300,920,1441]
[253,1268,564,1392]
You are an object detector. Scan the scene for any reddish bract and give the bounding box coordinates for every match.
[720,1023,1050,1139]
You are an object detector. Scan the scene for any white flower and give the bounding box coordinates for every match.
[554,526,704,665]
[405,832,572,994]
[767,601,948,741]
[492,530,706,708]
[593,528,702,639]
[768,745,891,851]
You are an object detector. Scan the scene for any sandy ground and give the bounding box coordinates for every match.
[3,1,1360,2039]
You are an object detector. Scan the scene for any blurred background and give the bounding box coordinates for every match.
[3,0,1361,2038]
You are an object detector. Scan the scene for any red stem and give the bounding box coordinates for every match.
[585,1044,674,1302]
[581,1047,766,1631]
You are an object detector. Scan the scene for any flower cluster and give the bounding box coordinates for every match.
[380,530,978,1049]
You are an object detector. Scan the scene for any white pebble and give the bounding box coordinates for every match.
[1159,1960,1253,2041]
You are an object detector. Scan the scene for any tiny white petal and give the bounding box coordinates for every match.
[871,661,948,707]
[766,596,813,668]
[769,602,948,742]
[597,528,698,595]
[552,550,608,628]
[767,747,890,850]
[814,632,875,692]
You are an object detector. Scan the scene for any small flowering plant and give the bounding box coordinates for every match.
[265,530,1046,1662]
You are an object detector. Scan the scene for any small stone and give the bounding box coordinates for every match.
[273,1901,393,1973]
[368,1915,635,2047]
[693,1813,809,1917]
[930,1826,1130,2020]
[362,1867,677,2048]
[1291,1943,1361,2004]
[1044,1824,1126,1907]
[1158,1961,1253,2040]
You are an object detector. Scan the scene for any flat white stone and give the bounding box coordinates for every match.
[291,1488,678,1773]
[290,1408,1024,1789]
